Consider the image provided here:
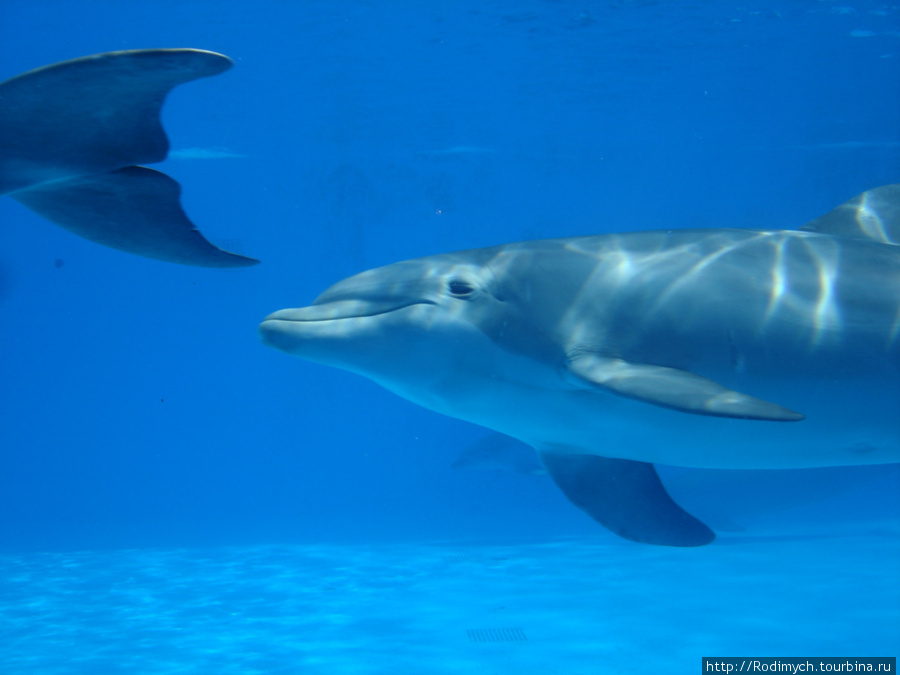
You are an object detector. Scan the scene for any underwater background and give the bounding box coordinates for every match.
[1,0,899,672]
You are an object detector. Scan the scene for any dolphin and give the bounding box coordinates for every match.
[0,49,257,267]
[260,185,900,546]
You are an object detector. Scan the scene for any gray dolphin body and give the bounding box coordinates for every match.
[0,49,257,267]
[260,185,900,546]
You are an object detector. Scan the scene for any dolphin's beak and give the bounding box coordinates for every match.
[259,299,435,353]
[258,317,294,351]
[263,305,353,322]
[263,298,433,324]
[260,260,441,354]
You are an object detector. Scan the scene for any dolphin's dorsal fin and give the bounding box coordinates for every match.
[538,450,716,546]
[566,353,804,421]
[0,49,257,267]
[799,184,900,246]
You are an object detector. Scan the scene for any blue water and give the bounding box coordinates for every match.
[1,0,898,672]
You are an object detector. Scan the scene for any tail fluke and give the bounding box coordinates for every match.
[0,49,258,267]
[12,166,258,267]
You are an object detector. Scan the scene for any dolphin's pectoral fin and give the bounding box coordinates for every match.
[12,167,258,268]
[566,354,804,421]
[538,450,716,547]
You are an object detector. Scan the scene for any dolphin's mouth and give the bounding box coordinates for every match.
[259,300,435,353]
[262,300,434,323]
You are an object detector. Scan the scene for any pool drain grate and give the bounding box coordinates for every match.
[466,628,528,642]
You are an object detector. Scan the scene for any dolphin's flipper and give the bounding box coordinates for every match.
[566,354,804,421]
[539,451,716,547]
[12,167,258,267]
[800,184,900,246]
[0,49,257,267]
[450,432,547,475]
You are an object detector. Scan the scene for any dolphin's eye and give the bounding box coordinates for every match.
[448,279,474,297]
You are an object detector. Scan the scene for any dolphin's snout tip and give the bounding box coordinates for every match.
[259,309,316,352]
[258,318,285,349]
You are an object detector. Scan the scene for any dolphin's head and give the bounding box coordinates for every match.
[259,250,534,409]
